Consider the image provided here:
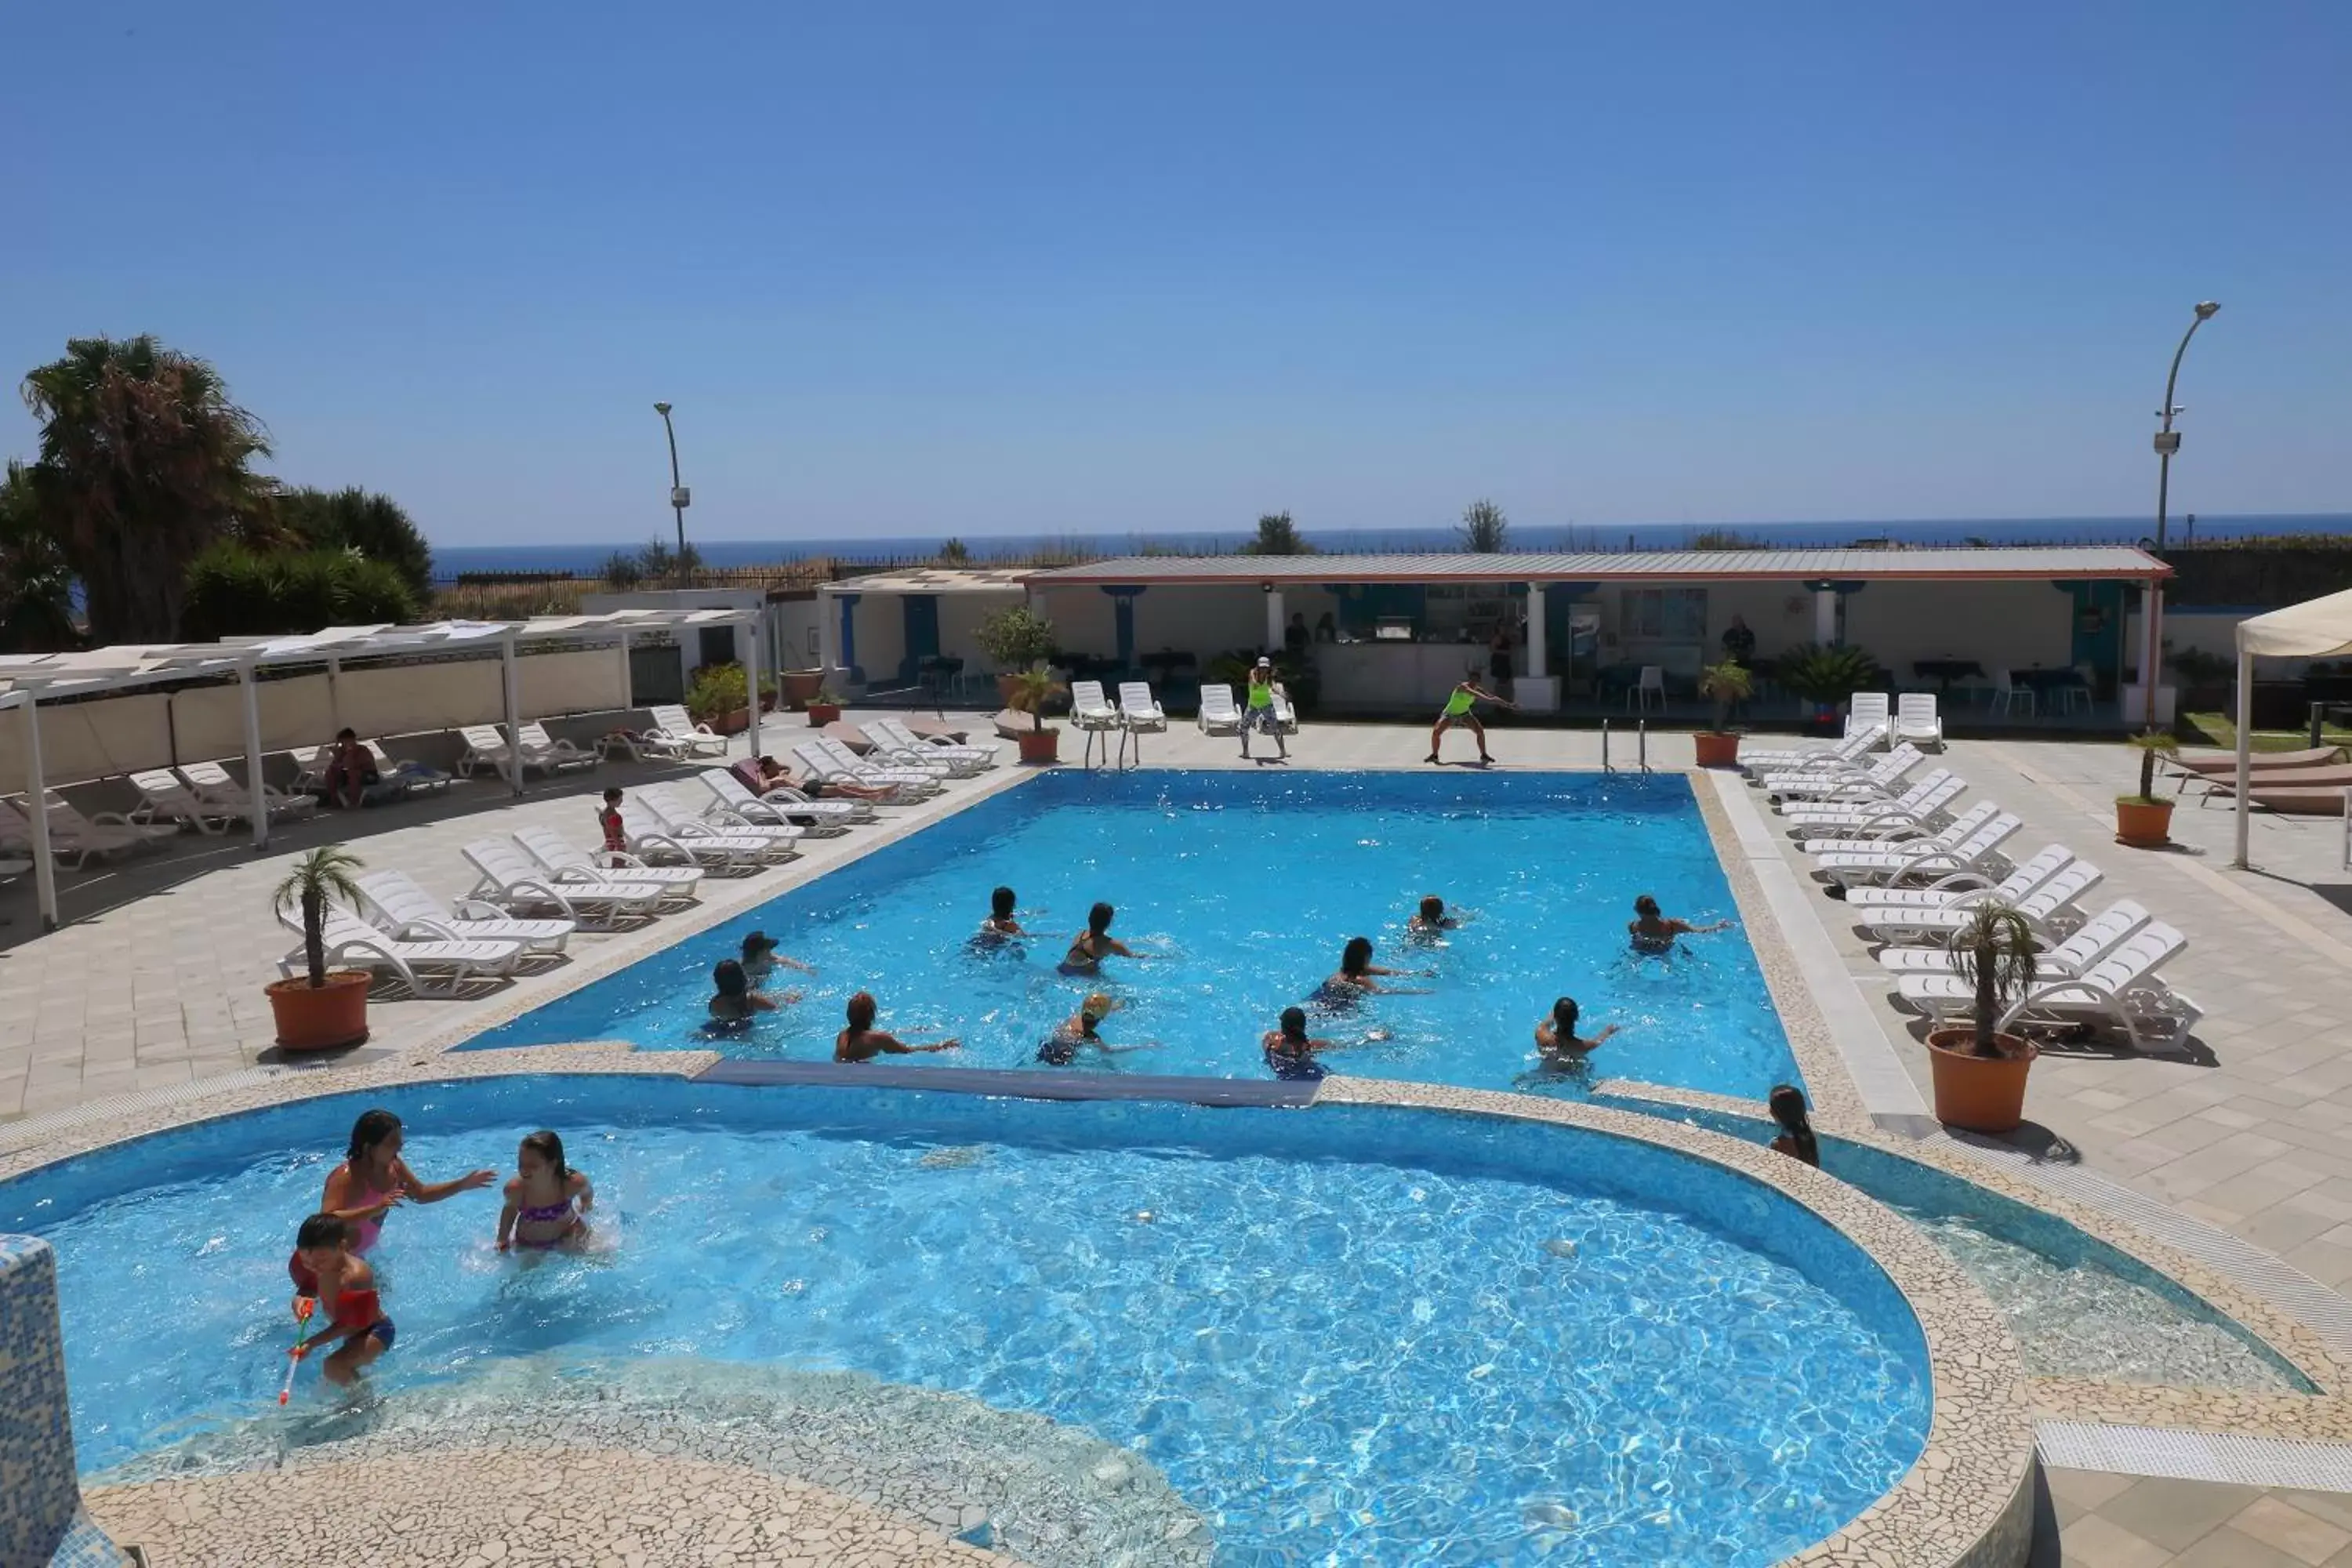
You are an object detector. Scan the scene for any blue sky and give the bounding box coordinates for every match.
[4,2,2348,546]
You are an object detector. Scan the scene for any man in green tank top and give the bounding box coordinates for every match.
[1428,673,1513,765]
[1240,656,1289,761]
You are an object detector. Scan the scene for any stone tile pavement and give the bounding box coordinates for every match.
[2042,1466,2352,1566]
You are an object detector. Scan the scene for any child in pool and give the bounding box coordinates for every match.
[289,1212,394,1388]
[496,1130,594,1252]
[290,1109,495,1296]
[1769,1083,1820,1167]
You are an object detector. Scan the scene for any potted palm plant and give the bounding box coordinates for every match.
[806,688,845,728]
[1777,643,1882,731]
[266,845,372,1051]
[1924,902,2041,1132]
[2116,730,2180,848]
[1009,662,1067,764]
[1693,661,1752,768]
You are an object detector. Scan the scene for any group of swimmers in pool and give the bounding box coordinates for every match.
[281,1109,591,1388]
[693,880,1736,1080]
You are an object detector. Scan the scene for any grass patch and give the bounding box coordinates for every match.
[2183,711,2352,752]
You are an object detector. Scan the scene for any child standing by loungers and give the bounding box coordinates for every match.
[289,1213,394,1387]
[497,1130,594,1252]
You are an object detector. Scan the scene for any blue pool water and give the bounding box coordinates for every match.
[470,770,1797,1099]
[2,1076,1929,1565]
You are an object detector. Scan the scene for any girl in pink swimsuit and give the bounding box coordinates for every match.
[496,1130,594,1251]
[289,1109,497,1296]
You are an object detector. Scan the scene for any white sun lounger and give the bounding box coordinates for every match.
[355,869,574,955]
[513,824,706,894]
[1196,684,1240,735]
[1068,681,1121,731]
[1845,691,1892,743]
[1841,844,2074,913]
[1858,858,2103,943]
[456,725,519,779]
[126,770,241,835]
[697,770,856,834]
[647,704,730,759]
[1876,899,2147,976]
[1780,771,1966,833]
[293,739,450,797]
[278,908,523,998]
[713,768,876,823]
[516,722,600,773]
[1761,744,1926,800]
[1813,812,2021,888]
[866,717,998,771]
[1900,923,2199,1049]
[1798,800,2001,858]
[641,786,803,859]
[177,760,318,822]
[614,798,777,868]
[793,741,941,800]
[2,795,178,869]
[1895,691,1944,750]
[1741,725,1886,773]
[462,838,671,920]
[1117,682,1168,733]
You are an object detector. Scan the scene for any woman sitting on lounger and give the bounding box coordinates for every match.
[322,729,379,810]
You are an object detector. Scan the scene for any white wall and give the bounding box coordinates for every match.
[937,591,1028,674]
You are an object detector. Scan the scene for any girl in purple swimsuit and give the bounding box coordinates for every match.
[495,1130,594,1252]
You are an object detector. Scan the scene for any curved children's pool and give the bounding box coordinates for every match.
[2,1076,1929,1565]
[468,769,1797,1101]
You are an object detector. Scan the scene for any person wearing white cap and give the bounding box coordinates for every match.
[1240,656,1289,761]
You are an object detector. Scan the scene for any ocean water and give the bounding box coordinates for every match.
[430,512,2352,579]
[3,1077,1931,1565]
[466,769,1798,1102]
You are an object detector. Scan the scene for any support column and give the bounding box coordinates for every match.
[838,593,862,684]
[739,619,763,765]
[19,696,57,932]
[239,662,269,850]
[818,593,842,681]
[325,655,343,735]
[1264,588,1286,652]
[615,630,633,710]
[1813,586,1839,645]
[2135,581,2167,725]
[1525,584,1548,674]
[499,631,525,797]
[2233,644,2254,869]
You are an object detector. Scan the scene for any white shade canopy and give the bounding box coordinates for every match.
[2236,588,2352,659]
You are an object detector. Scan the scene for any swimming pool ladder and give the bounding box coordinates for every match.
[1601,718,1650,773]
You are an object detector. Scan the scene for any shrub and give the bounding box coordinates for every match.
[273,486,434,596]
[684,663,775,724]
[1775,643,1883,706]
[183,543,422,639]
[975,604,1057,669]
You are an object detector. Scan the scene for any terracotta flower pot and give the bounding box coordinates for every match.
[2115,797,2174,848]
[711,708,750,735]
[782,670,824,707]
[1693,731,1740,768]
[267,970,372,1052]
[1017,728,1060,765]
[1926,1026,2038,1133]
[807,703,842,728]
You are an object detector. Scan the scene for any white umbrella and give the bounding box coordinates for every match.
[2232,588,2352,866]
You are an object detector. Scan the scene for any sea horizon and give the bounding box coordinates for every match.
[426,510,2352,582]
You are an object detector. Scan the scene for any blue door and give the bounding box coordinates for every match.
[900,595,942,686]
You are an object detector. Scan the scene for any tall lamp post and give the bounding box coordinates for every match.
[653,401,691,586]
[2137,300,2220,726]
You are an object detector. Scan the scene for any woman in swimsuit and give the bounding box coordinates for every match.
[1628,895,1732,953]
[1534,996,1621,1063]
[292,1110,495,1294]
[1428,676,1513,765]
[1768,1084,1820,1167]
[1036,993,1155,1065]
[835,990,960,1062]
[707,958,779,1025]
[1062,902,1145,975]
[289,1213,394,1388]
[497,1130,594,1251]
[1261,1005,1387,1080]
[1318,935,1432,1001]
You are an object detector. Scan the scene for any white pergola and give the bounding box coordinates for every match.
[2232,587,2352,869]
[2,606,761,931]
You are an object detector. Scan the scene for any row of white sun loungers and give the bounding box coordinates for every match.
[1744,730,2201,1049]
[274,728,1003,997]
[1843,692,1945,750]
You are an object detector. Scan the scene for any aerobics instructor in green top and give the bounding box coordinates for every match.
[1240,655,1290,762]
[1428,673,1515,765]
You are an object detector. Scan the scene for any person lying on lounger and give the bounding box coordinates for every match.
[1628,895,1732,953]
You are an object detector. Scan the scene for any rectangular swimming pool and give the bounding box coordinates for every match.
[467,768,1799,1098]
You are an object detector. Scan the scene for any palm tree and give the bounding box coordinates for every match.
[273,485,435,596]
[1459,499,1509,553]
[0,461,77,653]
[274,846,365,989]
[20,336,272,644]
[1243,511,1312,556]
[1947,903,2040,1058]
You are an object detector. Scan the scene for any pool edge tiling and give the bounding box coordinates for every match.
[2,1047,2034,1568]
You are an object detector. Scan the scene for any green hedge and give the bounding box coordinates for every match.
[183,544,423,640]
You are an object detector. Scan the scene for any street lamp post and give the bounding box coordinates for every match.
[2137,301,2220,726]
[653,401,691,586]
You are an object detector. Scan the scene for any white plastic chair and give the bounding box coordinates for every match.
[1197,685,1240,735]
[1628,666,1664,713]
[1845,691,1891,741]
[1894,692,1944,750]
[1991,670,2035,717]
